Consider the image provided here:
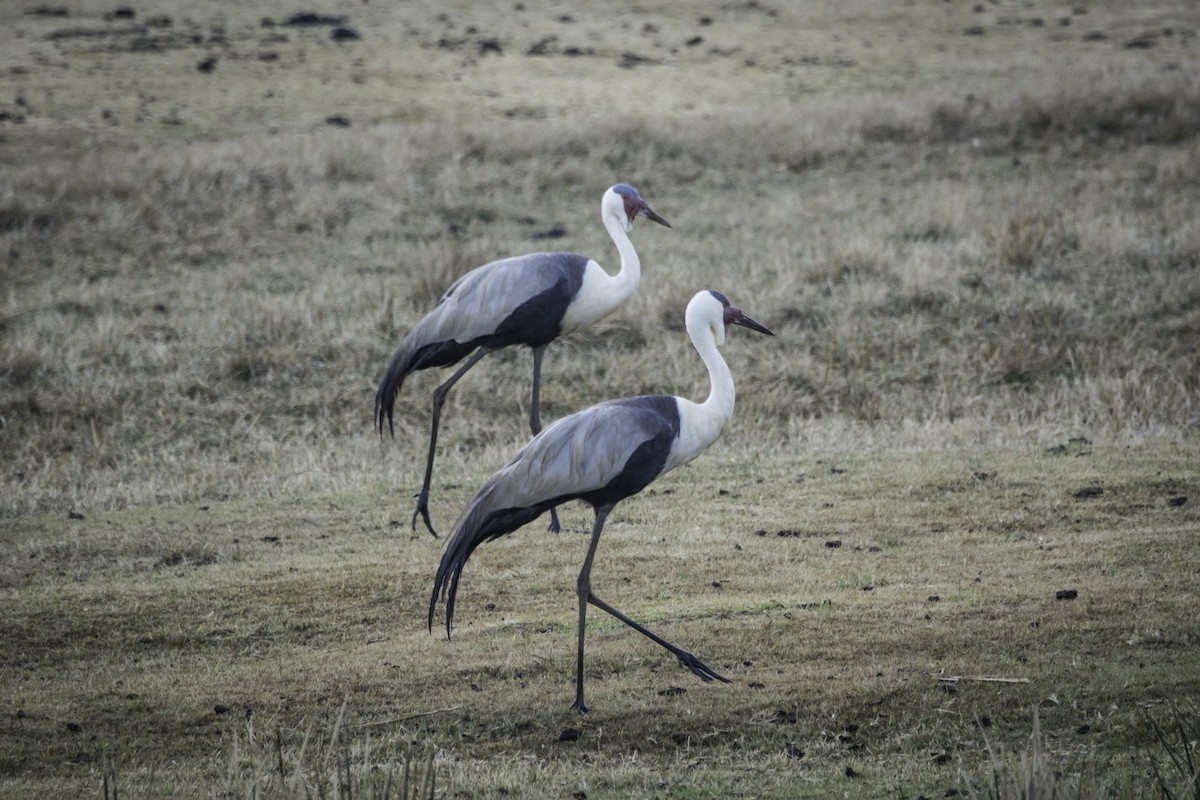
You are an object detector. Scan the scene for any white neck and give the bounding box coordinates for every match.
[693,318,737,441]
[558,203,642,334]
[666,315,736,471]
[597,206,641,301]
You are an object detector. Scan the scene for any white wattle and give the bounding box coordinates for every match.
[558,193,641,335]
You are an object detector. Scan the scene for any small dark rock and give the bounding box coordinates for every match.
[70,752,92,764]
[531,225,566,240]
[830,466,846,474]
[1124,35,1156,48]
[1055,589,1078,600]
[1167,496,1187,507]
[1076,723,1090,734]
[928,595,941,603]
[773,709,798,725]
[658,686,687,696]
[261,535,279,543]
[686,36,704,46]
[845,766,860,777]
[825,540,841,548]
[619,51,653,68]
[110,7,135,20]
[974,715,992,728]
[671,732,689,745]
[1082,31,1108,41]
[284,12,345,27]
[65,721,82,733]
[325,115,351,127]
[963,25,985,36]
[1073,486,1103,499]
[197,56,218,73]
[214,704,230,715]
[932,751,952,765]
[526,36,556,56]
[331,26,360,41]
[68,510,84,520]
[478,37,502,55]
[559,727,581,741]
[786,743,805,759]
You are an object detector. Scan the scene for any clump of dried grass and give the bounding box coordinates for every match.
[3,61,1199,517]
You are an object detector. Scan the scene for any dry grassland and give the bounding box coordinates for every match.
[1,0,1199,797]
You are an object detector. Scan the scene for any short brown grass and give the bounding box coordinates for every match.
[2,0,1199,796]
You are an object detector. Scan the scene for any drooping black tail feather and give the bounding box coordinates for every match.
[428,490,552,638]
[374,341,417,438]
[376,331,482,438]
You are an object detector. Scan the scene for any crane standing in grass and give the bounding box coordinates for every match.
[428,289,774,714]
[375,184,671,538]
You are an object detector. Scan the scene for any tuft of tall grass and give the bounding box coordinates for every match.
[959,705,1200,800]
[213,704,444,799]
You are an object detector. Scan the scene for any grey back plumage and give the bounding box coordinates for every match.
[375,252,588,435]
[426,252,587,347]
[429,395,681,635]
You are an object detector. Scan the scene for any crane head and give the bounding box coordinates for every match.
[690,289,774,347]
[608,183,671,233]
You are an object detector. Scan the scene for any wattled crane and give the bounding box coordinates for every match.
[375,184,671,537]
[428,289,773,713]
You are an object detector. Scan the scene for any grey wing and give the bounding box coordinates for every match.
[479,399,674,512]
[419,253,581,345]
[430,396,678,636]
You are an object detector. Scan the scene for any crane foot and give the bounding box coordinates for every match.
[411,492,439,538]
[547,506,562,534]
[570,697,589,715]
[677,651,731,684]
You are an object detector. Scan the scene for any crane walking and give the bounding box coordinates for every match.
[375,184,670,537]
[428,290,773,713]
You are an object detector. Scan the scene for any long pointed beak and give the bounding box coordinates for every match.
[732,311,773,336]
[638,203,671,228]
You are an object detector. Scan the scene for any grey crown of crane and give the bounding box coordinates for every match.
[374,183,670,538]
[427,289,774,714]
